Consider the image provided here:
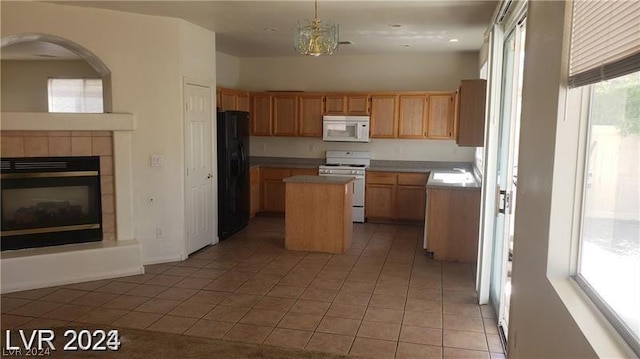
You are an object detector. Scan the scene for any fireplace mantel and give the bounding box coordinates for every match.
[1,112,135,131]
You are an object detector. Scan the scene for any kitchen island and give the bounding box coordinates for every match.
[283,175,354,254]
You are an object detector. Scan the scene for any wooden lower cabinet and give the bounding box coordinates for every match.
[254,167,318,215]
[365,185,396,219]
[365,171,428,223]
[396,186,426,221]
[249,168,260,217]
[425,187,481,262]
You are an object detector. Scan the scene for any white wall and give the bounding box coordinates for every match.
[1,2,216,264]
[1,60,99,112]
[241,52,478,162]
[216,51,240,88]
[250,136,474,162]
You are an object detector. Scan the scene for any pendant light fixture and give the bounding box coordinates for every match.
[293,0,339,56]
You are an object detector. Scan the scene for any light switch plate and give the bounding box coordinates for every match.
[150,155,164,167]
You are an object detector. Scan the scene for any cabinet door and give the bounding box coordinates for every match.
[426,93,454,139]
[365,184,395,219]
[325,95,346,114]
[237,92,250,112]
[457,79,487,146]
[298,95,324,137]
[398,95,427,138]
[250,168,260,217]
[221,91,236,111]
[273,95,298,136]
[347,95,370,115]
[395,186,426,221]
[262,180,286,213]
[251,94,272,136]
[370,95,397,138]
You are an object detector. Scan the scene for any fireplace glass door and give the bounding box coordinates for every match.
[1,157,102,250]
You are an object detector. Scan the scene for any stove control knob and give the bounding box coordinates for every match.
[351,170,357,174]
[326,170,331,174]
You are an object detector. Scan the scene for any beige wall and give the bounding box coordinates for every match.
[1,1,216,263]
[239,52,478,92]
[250,136,474,162]
[508,1,627,357]
[1,60,99,112]
[241,52,479,162]
[216,51,240,88]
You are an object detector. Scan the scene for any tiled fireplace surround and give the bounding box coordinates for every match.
[0,113,142,294]
[1,130,117,241]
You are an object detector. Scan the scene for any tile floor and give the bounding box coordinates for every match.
[1,217,506,359]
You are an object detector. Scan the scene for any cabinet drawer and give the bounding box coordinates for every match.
[366,172,397,185]
[261,168,291,180]
[290,168,317,176]
[397,173,428,186]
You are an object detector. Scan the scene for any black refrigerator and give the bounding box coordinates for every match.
[217,111,250,240]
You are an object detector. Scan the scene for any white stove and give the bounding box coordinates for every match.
[319,151,370,223]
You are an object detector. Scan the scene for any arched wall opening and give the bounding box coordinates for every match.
[1,33,113,113]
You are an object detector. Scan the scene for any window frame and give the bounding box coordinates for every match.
[571,78,640,357]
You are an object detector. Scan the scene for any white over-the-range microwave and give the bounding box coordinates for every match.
[322,115,370,143]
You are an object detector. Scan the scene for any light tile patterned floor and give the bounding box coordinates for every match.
[1,217,506,359]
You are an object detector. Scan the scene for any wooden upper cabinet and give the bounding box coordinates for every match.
[325,95,346,114]
[370,95,397,138]
[427,93,455,139]
[398,94,427,138]
[251,93,272,136]
[298,95,324,137]
[456,79,487,147]
[220,92,236,111]
[237,92,250,112]
[273,95,298,136]
[347,95,370,115]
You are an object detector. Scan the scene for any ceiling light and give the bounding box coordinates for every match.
[390,24,402,28]
[294,0,339,56]
[449,38,459,42]
[264,27,279,32]
[401,44,410,48]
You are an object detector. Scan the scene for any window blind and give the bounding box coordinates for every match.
[569,0,640,88]
[48,78,103,113]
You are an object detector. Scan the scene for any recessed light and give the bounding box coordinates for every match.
[449,38,459,43]
[264,27,279,32]
[389,24,402,28]
[34,54,57,58]
[401,44,410,48]
[338,40,354,45]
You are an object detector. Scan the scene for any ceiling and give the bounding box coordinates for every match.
[49,1,498,57]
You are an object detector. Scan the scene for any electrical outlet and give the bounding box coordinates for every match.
[155,227,163,238]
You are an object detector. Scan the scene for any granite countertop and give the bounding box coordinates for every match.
[250,156,323,170]
[426,170,481,190]
[283,175,354,185]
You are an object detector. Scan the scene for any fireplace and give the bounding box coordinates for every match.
[1,157,102,251]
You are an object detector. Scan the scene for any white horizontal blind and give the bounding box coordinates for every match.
[569,0,640,88]
[48,78,103,113]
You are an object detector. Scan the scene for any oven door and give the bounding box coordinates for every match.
[322,120,370,142]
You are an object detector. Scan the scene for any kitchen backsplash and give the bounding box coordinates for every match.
[249,136,476,162]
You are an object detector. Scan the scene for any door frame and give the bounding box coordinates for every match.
[476,1,528,304]
[182,77,217,260]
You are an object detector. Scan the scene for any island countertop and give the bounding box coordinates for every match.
[283,175,354,185]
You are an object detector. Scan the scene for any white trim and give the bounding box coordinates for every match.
[1,240,143,293]
[0,112,135,131]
